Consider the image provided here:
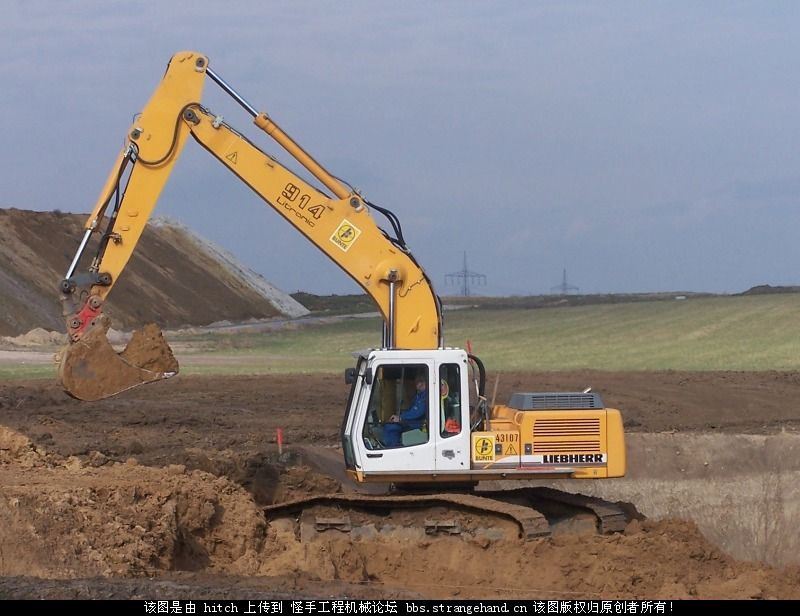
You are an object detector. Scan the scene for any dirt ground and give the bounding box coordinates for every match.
[2,370,800,599]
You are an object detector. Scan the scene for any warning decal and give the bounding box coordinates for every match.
[495,431,520,456]
[330,219,362,252]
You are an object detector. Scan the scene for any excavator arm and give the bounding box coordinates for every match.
[59,51,441,400]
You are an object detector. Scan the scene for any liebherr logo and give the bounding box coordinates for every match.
[542,454,605,464]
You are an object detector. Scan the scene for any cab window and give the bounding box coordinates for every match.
[439,364,462,438]
[362,364,429,449]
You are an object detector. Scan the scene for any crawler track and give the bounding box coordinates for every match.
[478,487,632,535]
[264,488,633,541]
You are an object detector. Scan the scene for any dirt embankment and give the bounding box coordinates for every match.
[0,208,306,337]
[1,421,798,600]
[1,372,800,599]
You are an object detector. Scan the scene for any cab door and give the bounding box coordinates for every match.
[354,359,436,474]
[434,359,471,472]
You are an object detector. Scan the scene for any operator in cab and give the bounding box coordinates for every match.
[383,373,428,447]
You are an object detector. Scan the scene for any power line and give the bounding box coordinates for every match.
[445,252,486,297]
[551,268,579,295]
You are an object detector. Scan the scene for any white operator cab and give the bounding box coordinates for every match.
[341,348,481,484]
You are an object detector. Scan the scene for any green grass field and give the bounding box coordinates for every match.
[442,294,800,371]
[178,294,800,374]
[4,294,800,379]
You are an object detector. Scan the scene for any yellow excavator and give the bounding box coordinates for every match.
[59,52,627,536]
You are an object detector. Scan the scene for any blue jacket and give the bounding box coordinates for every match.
[400,390,428,429]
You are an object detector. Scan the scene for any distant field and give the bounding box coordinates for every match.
[442,294,800,371]
[178,294,800,374]
[3,294,799,379]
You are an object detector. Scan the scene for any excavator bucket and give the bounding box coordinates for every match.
[57,318,178,401]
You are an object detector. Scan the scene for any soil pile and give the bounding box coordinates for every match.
[1,373,800,598]
[0,422,797,599]
[0,427,264,578]
[57,321,180,401]
[0,208,307,337]
[119,323,180,373]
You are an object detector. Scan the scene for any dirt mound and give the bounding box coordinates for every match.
[1,327,65,347]
[2,372,800,598]
[151,218,309,319]
[0,466,263,578]
[739,284,800,295]
[0,208,306,337]
[270,464,342,503]
[118,324,179,373]
[0,425,53,467]
[263,514,799,599]
[0,426,264,578]
[0,422,796,598]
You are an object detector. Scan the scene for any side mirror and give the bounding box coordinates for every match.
[344,368,356,385]
[365,367,373,385]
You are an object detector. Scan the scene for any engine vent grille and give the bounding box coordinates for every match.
[534,418,601,437]
[509,392,604,410]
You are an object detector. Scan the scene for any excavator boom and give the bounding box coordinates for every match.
[57,53,628,540]
[59,51,441,400]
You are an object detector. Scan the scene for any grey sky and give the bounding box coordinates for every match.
[3,1,800,296]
